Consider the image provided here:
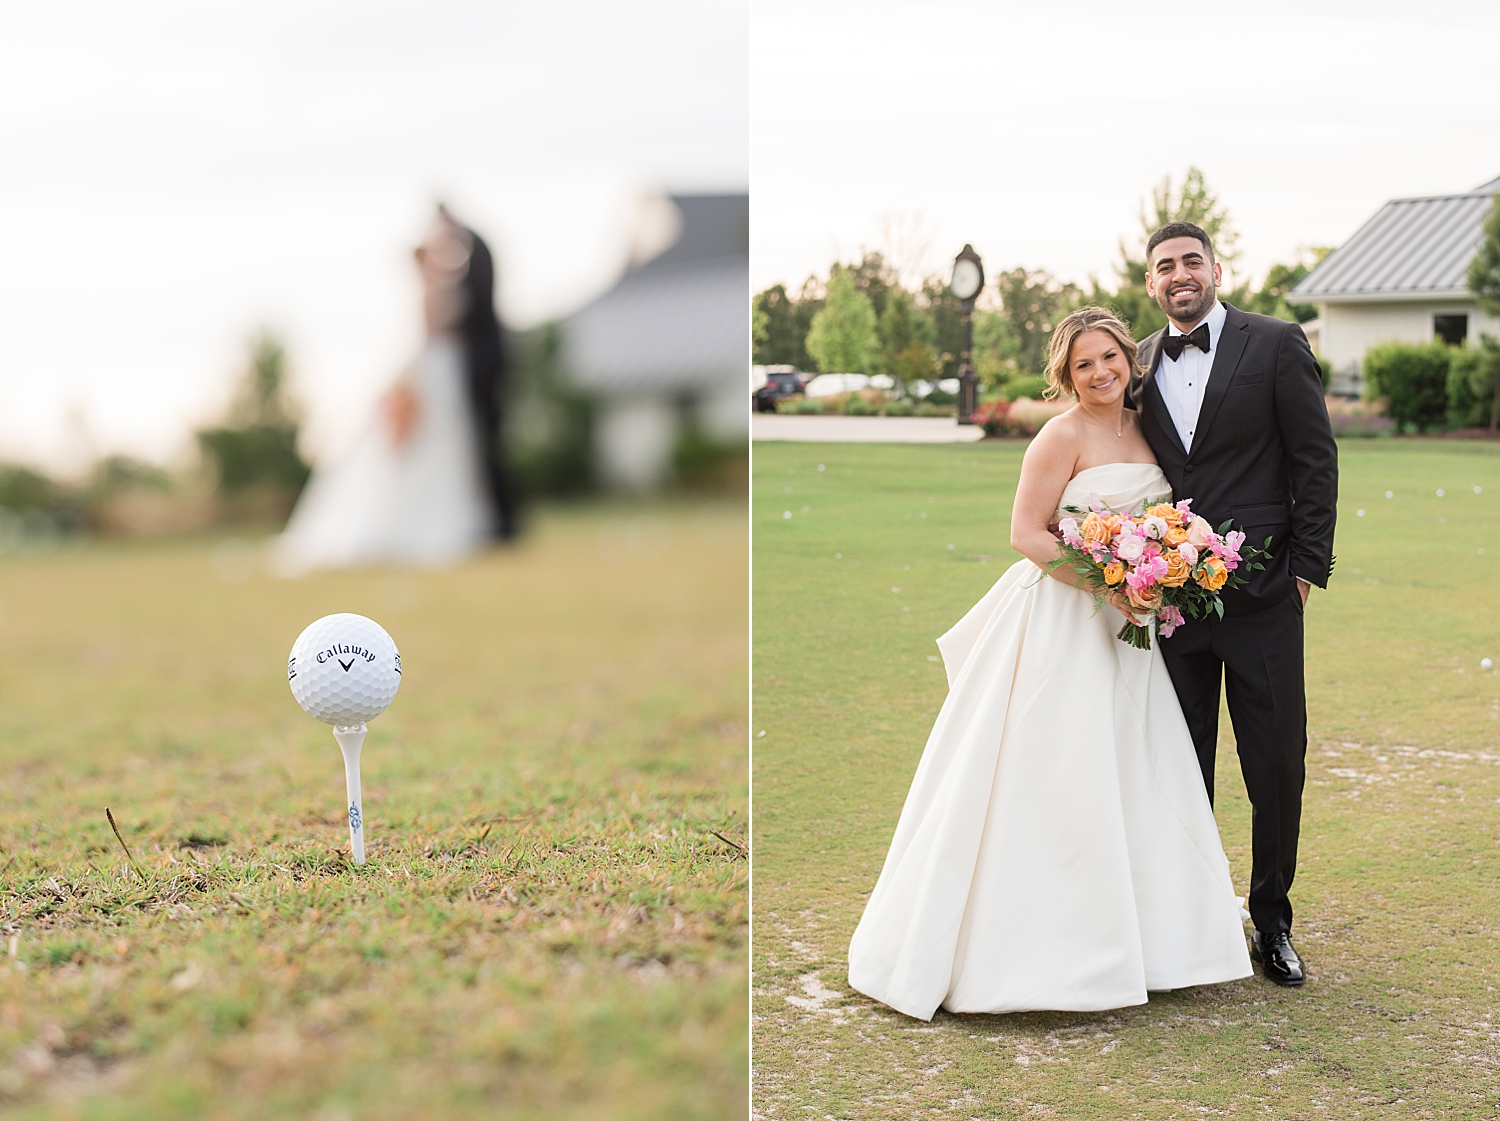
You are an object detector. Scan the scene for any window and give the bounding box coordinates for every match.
[1434,314,1469,346]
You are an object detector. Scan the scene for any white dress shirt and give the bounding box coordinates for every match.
[1155,300,1226,454]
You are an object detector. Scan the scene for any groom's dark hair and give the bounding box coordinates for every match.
[1146,221,1214,264]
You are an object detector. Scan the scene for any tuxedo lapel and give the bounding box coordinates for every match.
[1190,303,1249,458]
[1135,332,1186,458]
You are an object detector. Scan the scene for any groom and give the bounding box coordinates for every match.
[1128,222,1338,987]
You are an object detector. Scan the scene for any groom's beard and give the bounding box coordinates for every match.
[1158,280,1216,327]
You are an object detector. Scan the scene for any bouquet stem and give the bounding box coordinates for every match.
[1116,618,1154,650]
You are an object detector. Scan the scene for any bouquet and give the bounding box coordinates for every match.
[1053,496,1267,649]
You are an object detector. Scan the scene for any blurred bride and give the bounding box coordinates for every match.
[274,208,503,576]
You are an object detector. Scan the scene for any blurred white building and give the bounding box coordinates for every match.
[1292,174,1500,396]
[563,193,748,489]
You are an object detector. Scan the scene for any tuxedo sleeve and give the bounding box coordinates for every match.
[1274,322,1338,587]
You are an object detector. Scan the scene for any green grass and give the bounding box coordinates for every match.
[752,439,1500,1120]
[0,501,747,1120]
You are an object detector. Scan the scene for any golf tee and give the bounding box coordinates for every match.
[333,724,368,865]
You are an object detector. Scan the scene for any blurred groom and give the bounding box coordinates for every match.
[1128,222,1338,987]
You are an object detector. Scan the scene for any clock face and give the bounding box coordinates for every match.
[951,258,982,300]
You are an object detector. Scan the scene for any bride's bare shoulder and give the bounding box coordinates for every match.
[1018,405,1084,486]
[1022,405,1083,459]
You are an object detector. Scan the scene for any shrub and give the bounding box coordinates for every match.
[1001,374,1049,401]
[1447,335,1500,430]
[0,465,63,512]
[785,397,825,415]
[1448,347,1489,428]
[1361,341,1451,432]
[970,399,1011,437]
[883,399,915,417]
[916,402,955,417]
[842,395,876,416]
[970,397,1069,437]
[1325,397,1394,438]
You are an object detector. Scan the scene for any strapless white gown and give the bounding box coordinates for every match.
[847,462,1252,1020]
[273,334,492,576]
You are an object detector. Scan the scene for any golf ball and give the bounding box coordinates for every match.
[1483,658,1494,671]
[288,613,402,725]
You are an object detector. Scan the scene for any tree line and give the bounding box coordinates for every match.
[753,168,1326,400]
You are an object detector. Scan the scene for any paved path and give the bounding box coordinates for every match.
[752,415,986,443]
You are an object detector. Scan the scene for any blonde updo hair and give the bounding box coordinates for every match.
[1044,306,1142,399]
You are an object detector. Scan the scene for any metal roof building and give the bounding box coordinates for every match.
[1292,176,1500,303]
[561,194,748,488]
[1291,175,1500,393]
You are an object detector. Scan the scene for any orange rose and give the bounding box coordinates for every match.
[1126,583,1163,612]
[1103,560,1126,585]
[1080,512,1111,545]
[1104,514,1124,536]
[1194,555,1229,591]
[1161,551,1191,587]
[1146,503,1183,527]
[1163,526,1188,546]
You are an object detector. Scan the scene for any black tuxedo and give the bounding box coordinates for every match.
[1129,302,1338,935]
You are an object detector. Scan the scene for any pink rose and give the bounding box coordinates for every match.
[1186,516,1213,548]
[1142,515,1169,540]
[1115,533,1145,563]
[1177,541,1198,565]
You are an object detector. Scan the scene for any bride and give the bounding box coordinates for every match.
[847,306,1251,1020]
[273,209,496,576]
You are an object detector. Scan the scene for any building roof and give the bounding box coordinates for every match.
[564,193,748,395]
[1291,175,1500,303]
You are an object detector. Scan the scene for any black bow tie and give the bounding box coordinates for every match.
[1161,322,1211,361]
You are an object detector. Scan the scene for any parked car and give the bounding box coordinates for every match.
[803,373,869,398]
[753,367,809,412]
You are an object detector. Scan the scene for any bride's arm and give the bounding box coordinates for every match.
[1008,421,1143,620]
[1009,422,1083,580]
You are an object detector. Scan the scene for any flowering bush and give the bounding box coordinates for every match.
[972,397,1070,438]
[1053,497,1268,649]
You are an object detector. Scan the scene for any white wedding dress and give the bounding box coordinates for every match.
[273,334,493,576]
[847,462,1251,1021]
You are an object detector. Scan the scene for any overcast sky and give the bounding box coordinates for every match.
[0,0,747,472]
[752,0,1500,298]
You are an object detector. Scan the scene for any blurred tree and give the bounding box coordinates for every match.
[1240,248,1331,323]
[1466,192,1500,431]
[196,332,311,501]
[972,309,1021,393]
[507,322,596,496]
[876,288,939,386]
[918,276,967,379]
[1467,191,1500,314]
[1137,167,1241,268]
[751,279,822,369]
[1096,166,1237,339]
[0,465,63,512]
[841,251,898,321]
[994,267,1080,376]
[806,269,878,374]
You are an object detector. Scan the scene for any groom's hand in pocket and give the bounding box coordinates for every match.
[1297,578,1311,609]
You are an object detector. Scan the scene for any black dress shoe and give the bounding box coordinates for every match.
[1250,930,1305,987]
